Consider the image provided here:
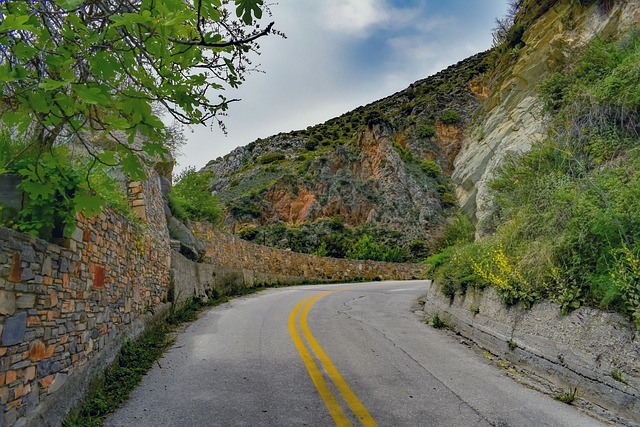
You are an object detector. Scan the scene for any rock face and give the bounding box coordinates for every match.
[205,1,640,246]
[423,282,640,425]
[454,0,640,235]
[204,53,491,247]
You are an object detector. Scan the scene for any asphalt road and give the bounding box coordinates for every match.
[104,281,603,426]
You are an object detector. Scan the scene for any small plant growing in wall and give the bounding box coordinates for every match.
[469,305,480,316]
[507,339,518,350]
[555,388,577,405]
[611,369,628,385]
[431,313,447,329]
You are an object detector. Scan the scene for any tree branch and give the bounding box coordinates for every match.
[169,22,273,48]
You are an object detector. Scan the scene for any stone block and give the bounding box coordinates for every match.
[24,386,39,414]
[20,247,36,263]
[8,252,21,282]
[0,291,16,316]
[29,340,46,362]
[1,312,27,346]
[36,360,52,377]
[59,257,70,273]
[10,360,29,370]
[70,227,83,243]
[15,294,35,309]
[49,372,68,393]
[5,370,16,384]
[39,374,54,389]
[24,366,35,381]
[41,256,52,277]
[20,268,34,282]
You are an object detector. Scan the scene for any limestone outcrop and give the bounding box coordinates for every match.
[454,1,640,235]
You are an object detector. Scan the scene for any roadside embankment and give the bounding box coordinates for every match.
[423,282,640,426]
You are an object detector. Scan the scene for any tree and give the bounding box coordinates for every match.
[0,0,276,236]
[0,0,275,177]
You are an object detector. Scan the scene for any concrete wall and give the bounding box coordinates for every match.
[0,172,172,427]
[423,283,640,426]
[192,223,426,284]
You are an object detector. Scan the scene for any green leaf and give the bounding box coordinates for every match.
[19,177,56,200]
[120,151,146,181]
[27,93,50,113]
[235,0,263,25]
[0,14,40,34]
[97,151,117,166]
[141,142,167,158]
[75,85,109,106]
[39,78,69,91]
[73,190,105,217]
[54,0,83,11]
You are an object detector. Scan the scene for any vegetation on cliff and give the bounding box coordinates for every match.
[429,28,640,327]
[204,52,493,261]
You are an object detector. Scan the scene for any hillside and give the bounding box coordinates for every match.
[198,0,640,319]
[202,52,492,260]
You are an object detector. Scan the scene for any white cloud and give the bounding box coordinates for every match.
[175,0,509,173]
[319,0,387,38]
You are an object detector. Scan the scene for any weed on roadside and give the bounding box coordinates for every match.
[555,388,577,405]
[611,369,628,385]
[431,313,447,329]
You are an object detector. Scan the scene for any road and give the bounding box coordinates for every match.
[104,281,603,426]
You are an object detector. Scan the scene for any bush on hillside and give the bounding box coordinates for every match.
[429,29,640,326]
[170,167,221,224]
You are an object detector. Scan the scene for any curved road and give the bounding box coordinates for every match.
[105,281,602,426]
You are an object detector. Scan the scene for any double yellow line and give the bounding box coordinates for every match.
[288,291,378,427]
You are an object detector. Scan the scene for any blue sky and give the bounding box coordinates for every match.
[176,0,508,173]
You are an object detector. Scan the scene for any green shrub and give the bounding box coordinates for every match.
[420,160,441,178]
[364,109,386,127]
[439,109,461,125]
[432,211,475,254]
[238,225,259,241]
[393,142,414,163]
[171,167,221,224]
[430,30,640,321]
[346,234,405,262]
[304,139,318,151]
[417,124,436,139]
[258,152,286,164]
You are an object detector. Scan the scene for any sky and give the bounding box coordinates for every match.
[175,0,509,173]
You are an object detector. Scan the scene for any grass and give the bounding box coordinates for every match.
[427,29,640,326]
[611,369,628,385]
[555,388,577,405]
[430,313,447,329]
[63,285,267,426]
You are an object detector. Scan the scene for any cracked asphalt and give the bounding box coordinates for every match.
[104,281,603,426]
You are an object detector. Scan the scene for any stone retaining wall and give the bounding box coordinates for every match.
[192,223,426,285]
[423,282,640,426]
[0,171,171,427]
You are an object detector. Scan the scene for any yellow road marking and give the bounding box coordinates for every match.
[300,294,378,427]
[289,294,352,426]
[289,291,378,427]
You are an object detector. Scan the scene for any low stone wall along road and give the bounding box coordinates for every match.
[105,281,602,427]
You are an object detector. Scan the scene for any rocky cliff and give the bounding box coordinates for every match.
[202,0,640,256]
[202,53,491,256]
[455,0,640,235]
